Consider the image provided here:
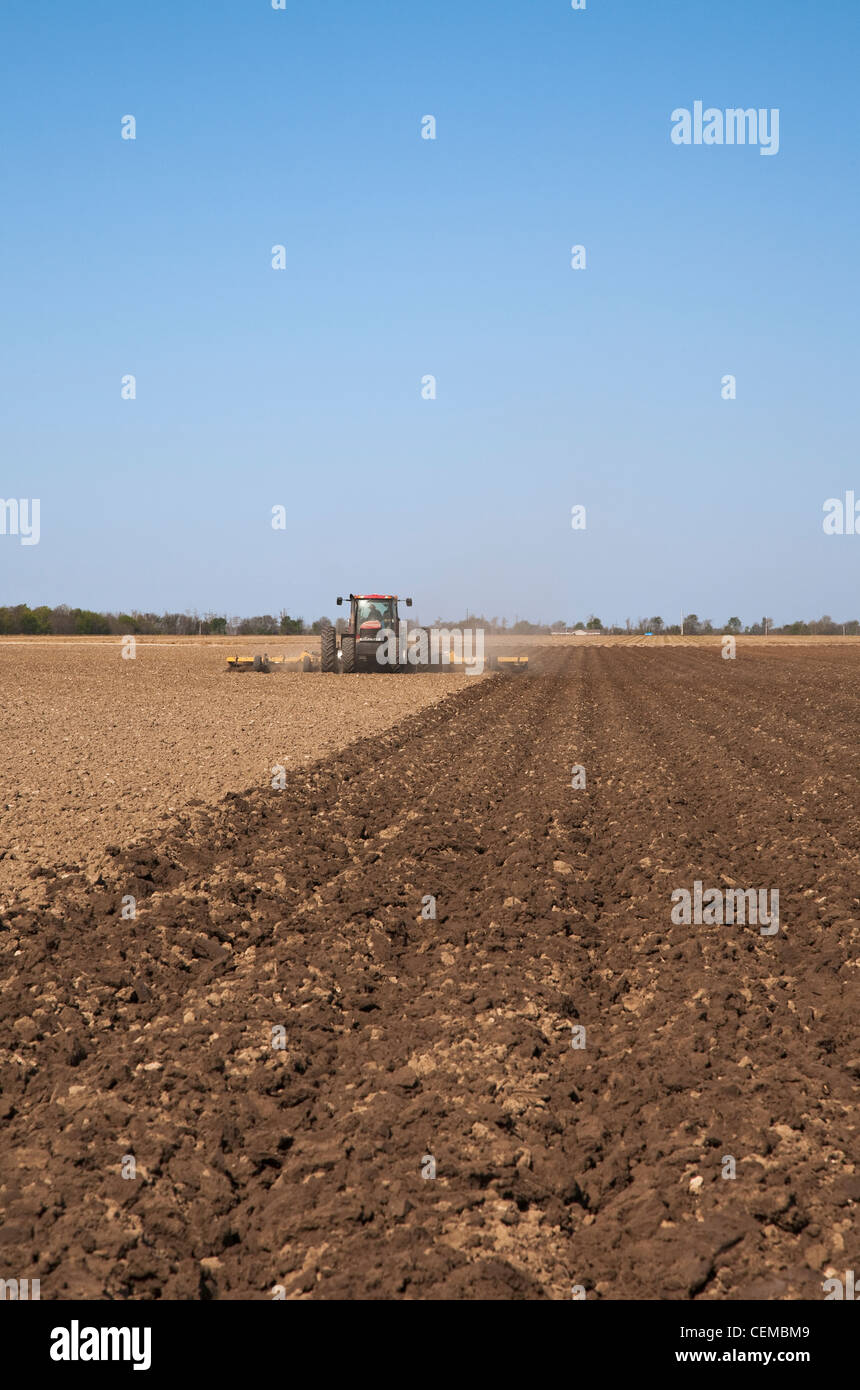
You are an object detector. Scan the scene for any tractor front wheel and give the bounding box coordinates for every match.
[341,635,357,673]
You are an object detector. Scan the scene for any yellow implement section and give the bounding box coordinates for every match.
[443,650,528,671]
[489,654,529,671]
[227,652,318,673]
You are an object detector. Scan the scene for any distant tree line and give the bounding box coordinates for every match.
[433,613,565,635]
[1,604,858,638]
[0,605,321,637]
[564,614,860,636]
[436,612,860,636]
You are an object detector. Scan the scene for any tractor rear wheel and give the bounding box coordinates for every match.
[321,623,338,673]
[341,635,357,673]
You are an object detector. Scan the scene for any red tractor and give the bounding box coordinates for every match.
[320,593,413,673]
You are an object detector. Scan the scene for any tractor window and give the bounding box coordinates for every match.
[356,599,395,626]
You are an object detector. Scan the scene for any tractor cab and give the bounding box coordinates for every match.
[354,596,397,634]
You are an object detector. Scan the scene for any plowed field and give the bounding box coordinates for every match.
[0,643,857,1299]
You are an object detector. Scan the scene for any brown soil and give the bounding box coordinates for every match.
[0,639,470,904]
[0,644,857,1299]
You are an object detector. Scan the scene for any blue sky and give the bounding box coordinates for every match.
[1,0,859,626]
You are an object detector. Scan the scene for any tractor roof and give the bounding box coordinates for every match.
[355,593,395,600]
